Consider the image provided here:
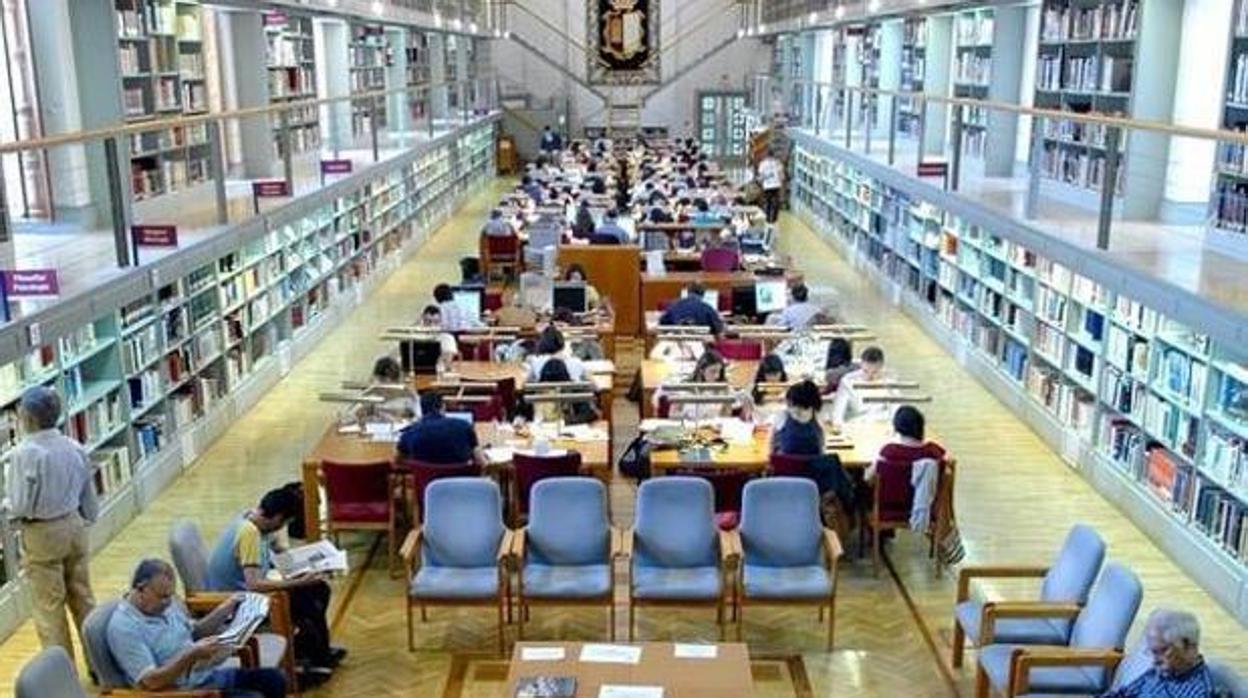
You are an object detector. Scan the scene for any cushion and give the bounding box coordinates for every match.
[410,566,499,599]
[329,501,390,523]
[522,563,611,599]
[632,565,721,600]
[978,644,1105,695]
[256,633,287,668]
[955,600,1070,646]
[742,564,829,600]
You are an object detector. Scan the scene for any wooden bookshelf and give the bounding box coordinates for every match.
[264,11,320,157]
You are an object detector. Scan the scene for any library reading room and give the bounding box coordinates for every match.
[0,0,1245,696]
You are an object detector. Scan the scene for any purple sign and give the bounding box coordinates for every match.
[262,11,287,26]
[3,269,59,298]
[320,159,353,175]
[252,180,290,197]
[133,224,179,247]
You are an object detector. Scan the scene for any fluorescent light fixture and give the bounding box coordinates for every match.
[736,28,745,38]
[808,11,818,24]
[835,4,845,19]
[868,0,881,11]
[371,0,383,14]
[470,21,478,33]
[758,23,767,32]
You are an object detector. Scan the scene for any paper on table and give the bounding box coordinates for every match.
[599,686,663,698]
[520,646,566,661]
[560,424,608,442]
[579,644,642,664]
[584,359,616,374]
[483,447,515,464]
[717,419,754,445]
[673,643,718,659]
[337,423,362,435]
[638,419,681,432]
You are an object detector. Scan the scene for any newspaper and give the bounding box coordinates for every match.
[273,540,349,577]
[216,593,270,649]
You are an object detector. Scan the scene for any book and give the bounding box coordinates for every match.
[514,676,576,698]
[273,540,349,577]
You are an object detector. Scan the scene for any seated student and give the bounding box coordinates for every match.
[571,199,596,239]
[563,263,602,310]
[831,346,891,425]
[107,559,286,698]
[356,356,420,423]
[206,487,341,683]
[481,208,515,237]
[653,348,749,421]
[533,358,600,425]
[433,283,484,331]
[751,353,789,409]
[1100,609,1220,698]
[690,199,721,225]
[771,380,824,456]
[824,337,856,393]
[866,405,944,482]
[397,392,486,466]
[418,304,460,362]
[592,209,630,244]
[647,203,674,224]
[526,325,588,382]
[765,283,822,331]
[520,175,543,203]
[658,282,724,336]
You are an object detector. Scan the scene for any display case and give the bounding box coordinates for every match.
[791,134,1248,622]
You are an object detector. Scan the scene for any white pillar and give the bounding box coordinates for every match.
[984,5,1026,177]
[385,27,411,133]
[922,15,953,157]
[314,19,352,152]
[218,10,273,178]
[878,20,904,135]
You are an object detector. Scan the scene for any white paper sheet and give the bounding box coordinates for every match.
[519,646,566,661]
[673,643,718,659]
[599,686,663,698]
[579,644,642,665]
[482,447,515,465]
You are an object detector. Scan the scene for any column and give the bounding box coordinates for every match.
[878,20,904,135]
[984,5,1025,177]
[314,18,352,151]
[217,10,273,178]
[922,14,953,157]
[385,27,411,133]
[429,32,448,127]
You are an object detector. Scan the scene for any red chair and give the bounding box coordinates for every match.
[769,453,815,479]
[700,248,740,272]
[718,292,733,313]
[484,235,521,281]
[511,452,584,523]
[322,460,398,575]
[657,299,675,312]
[868,458,956,576]
[656,394,673,418]
[484,288,505,312]
[715,339,763,360]
[672,469,755,530]
[396,459,483,523]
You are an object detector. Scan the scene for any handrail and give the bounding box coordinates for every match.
[773,76,1248,147]
[0,75,496,155]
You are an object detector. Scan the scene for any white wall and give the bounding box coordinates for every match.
[491,0,768,135]
[1163,0,1231,210]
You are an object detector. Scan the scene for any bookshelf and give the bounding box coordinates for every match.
[0,119,498,642]
[350,23,390,138]
[856,24,880,129]
[264,11,320,157]
[406,28,432,123]
[1212,0,1248,235]
[790,135,1248,622]
[953,7,993,159]
[115,0,212,201]
[898,16,926,137]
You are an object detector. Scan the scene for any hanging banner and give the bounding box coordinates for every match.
[588,0,660,85]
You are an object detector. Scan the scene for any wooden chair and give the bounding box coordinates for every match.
[700,248,740,272]
[323,459,399,576]
[483,235,521,281]
[867,457,956,577]
[714,338,764,360]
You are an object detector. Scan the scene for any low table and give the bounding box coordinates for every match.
[503,642,753,697]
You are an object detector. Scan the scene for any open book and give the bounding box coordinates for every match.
[273,540,349,578]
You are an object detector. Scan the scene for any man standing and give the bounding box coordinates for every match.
[539,125,563,153]
[757,151,784,223]
[5,386,97,660]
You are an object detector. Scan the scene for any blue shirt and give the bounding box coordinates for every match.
[107,598,216,689]
[397,414,479,464]
[593,221,629,244]
[206,514,272,592]
[658,296,724,335]
[522,183,544,204]
[1102,661,1223,698]
[772,417,824,456]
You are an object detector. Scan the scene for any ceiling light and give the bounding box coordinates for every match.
[835,5,845,19]
[758,23,767,33]
[868,0,881,12]
[808,11,818,24]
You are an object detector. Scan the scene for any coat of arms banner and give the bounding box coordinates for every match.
[588,0,660,84]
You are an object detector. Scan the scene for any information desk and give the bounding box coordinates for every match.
[504,642,754,697]
[647,419,898,476]
[557,245,643,334]
[640,271,803,314]
[639,358,758,418]
[301,420,613,537]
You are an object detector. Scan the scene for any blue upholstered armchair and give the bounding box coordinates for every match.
[512,477,622,641]
[402,478,513,653]
[973,562,1143,698]
[16,647,88,698]
[732,477,844,650]
[625,477,739,641]
[953,524,1107,668]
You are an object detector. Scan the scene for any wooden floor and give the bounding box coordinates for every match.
[0,179,1244,697]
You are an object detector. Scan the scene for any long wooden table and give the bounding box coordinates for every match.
[639,358,757,419]
[300,420,613,537]
[640,270,803,313]
[504,642,754,697]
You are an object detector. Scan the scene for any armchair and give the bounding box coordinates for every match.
[168,520,297,691]
[952,523,1107,668]
[82,600,227,697]
[627,477,739,641]
[16,646,89,698]
[513,477,619,641]
[735,477,844,650]
[402,478,512,653]
[974,562,1143,698]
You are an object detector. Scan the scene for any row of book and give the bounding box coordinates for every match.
[65,391,123,448]
[268,68,316,99]
[1204,427,1248,496]
[1106,324,1150,378]
[1036,55,1133,94]
[91,446,133,502]
[955,13,994,47]
[1036,284,1069,326]
[954,55,991,87]
[122,324,161,376]
[1039,144,1125,193]
[127,369,163,410]
[1040,0,1139,42]
[267,35,314,68]
[1158,347,1207,406]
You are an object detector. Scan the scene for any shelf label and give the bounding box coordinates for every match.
[2,269,60,298]
[133,225,179,247]
[252,180,290,198]
[320,159,353,175]
[262,11,287,26]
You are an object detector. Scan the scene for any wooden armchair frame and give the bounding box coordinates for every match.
[1004,647,1123,697]
[972,604,1088,698]
[733,528,844,651]
[868,458,957,577]
[952,564,1051,668]
[511,527,625,642]
[323,465,400,578]
[401,525,515,654]
[184,591,299,696]
[622,527,740,642]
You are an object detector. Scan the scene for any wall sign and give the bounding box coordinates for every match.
[2,269,60,298]
[133,225,179,247]
[588,0,660,85]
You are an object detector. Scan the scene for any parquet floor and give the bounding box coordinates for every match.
[0,181,1243,697]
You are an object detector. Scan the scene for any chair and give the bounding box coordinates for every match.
[395,459,482,523]
[588,233,622,245]
[700,247,740,272]
[84,600,227,696]
[513,477,622,640]
[952,524,1107,669]
[868,457,956,576]
[672,468,755,530]
[322,460,399,575]
[625,478,737,641]
[483,235,521,281]
[168,520,297,690]
[1019,638,1247,698]
[402,478,512,653]
[769,453,815,479]
[484,288,505,312]
[16,647,86,698]
[974,562,1143,698]
[733,477,843,650]
[714,339,763,360]
[511,451,584,524]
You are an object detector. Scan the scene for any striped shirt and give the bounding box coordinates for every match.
[1101,660,1225,698]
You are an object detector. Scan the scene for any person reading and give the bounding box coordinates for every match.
[658,282,724,336]
[765,283,822,332]
[397,392,487,467]
[830,346,892,425]
[356,356,419,423]
[653,348,748,421]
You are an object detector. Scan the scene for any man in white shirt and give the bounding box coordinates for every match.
[765,283,824,331]
[480,209,515,238]
[757,152,783,223]
[433,283,484,331]
[831,346,893,425]
[5,386,97,661]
